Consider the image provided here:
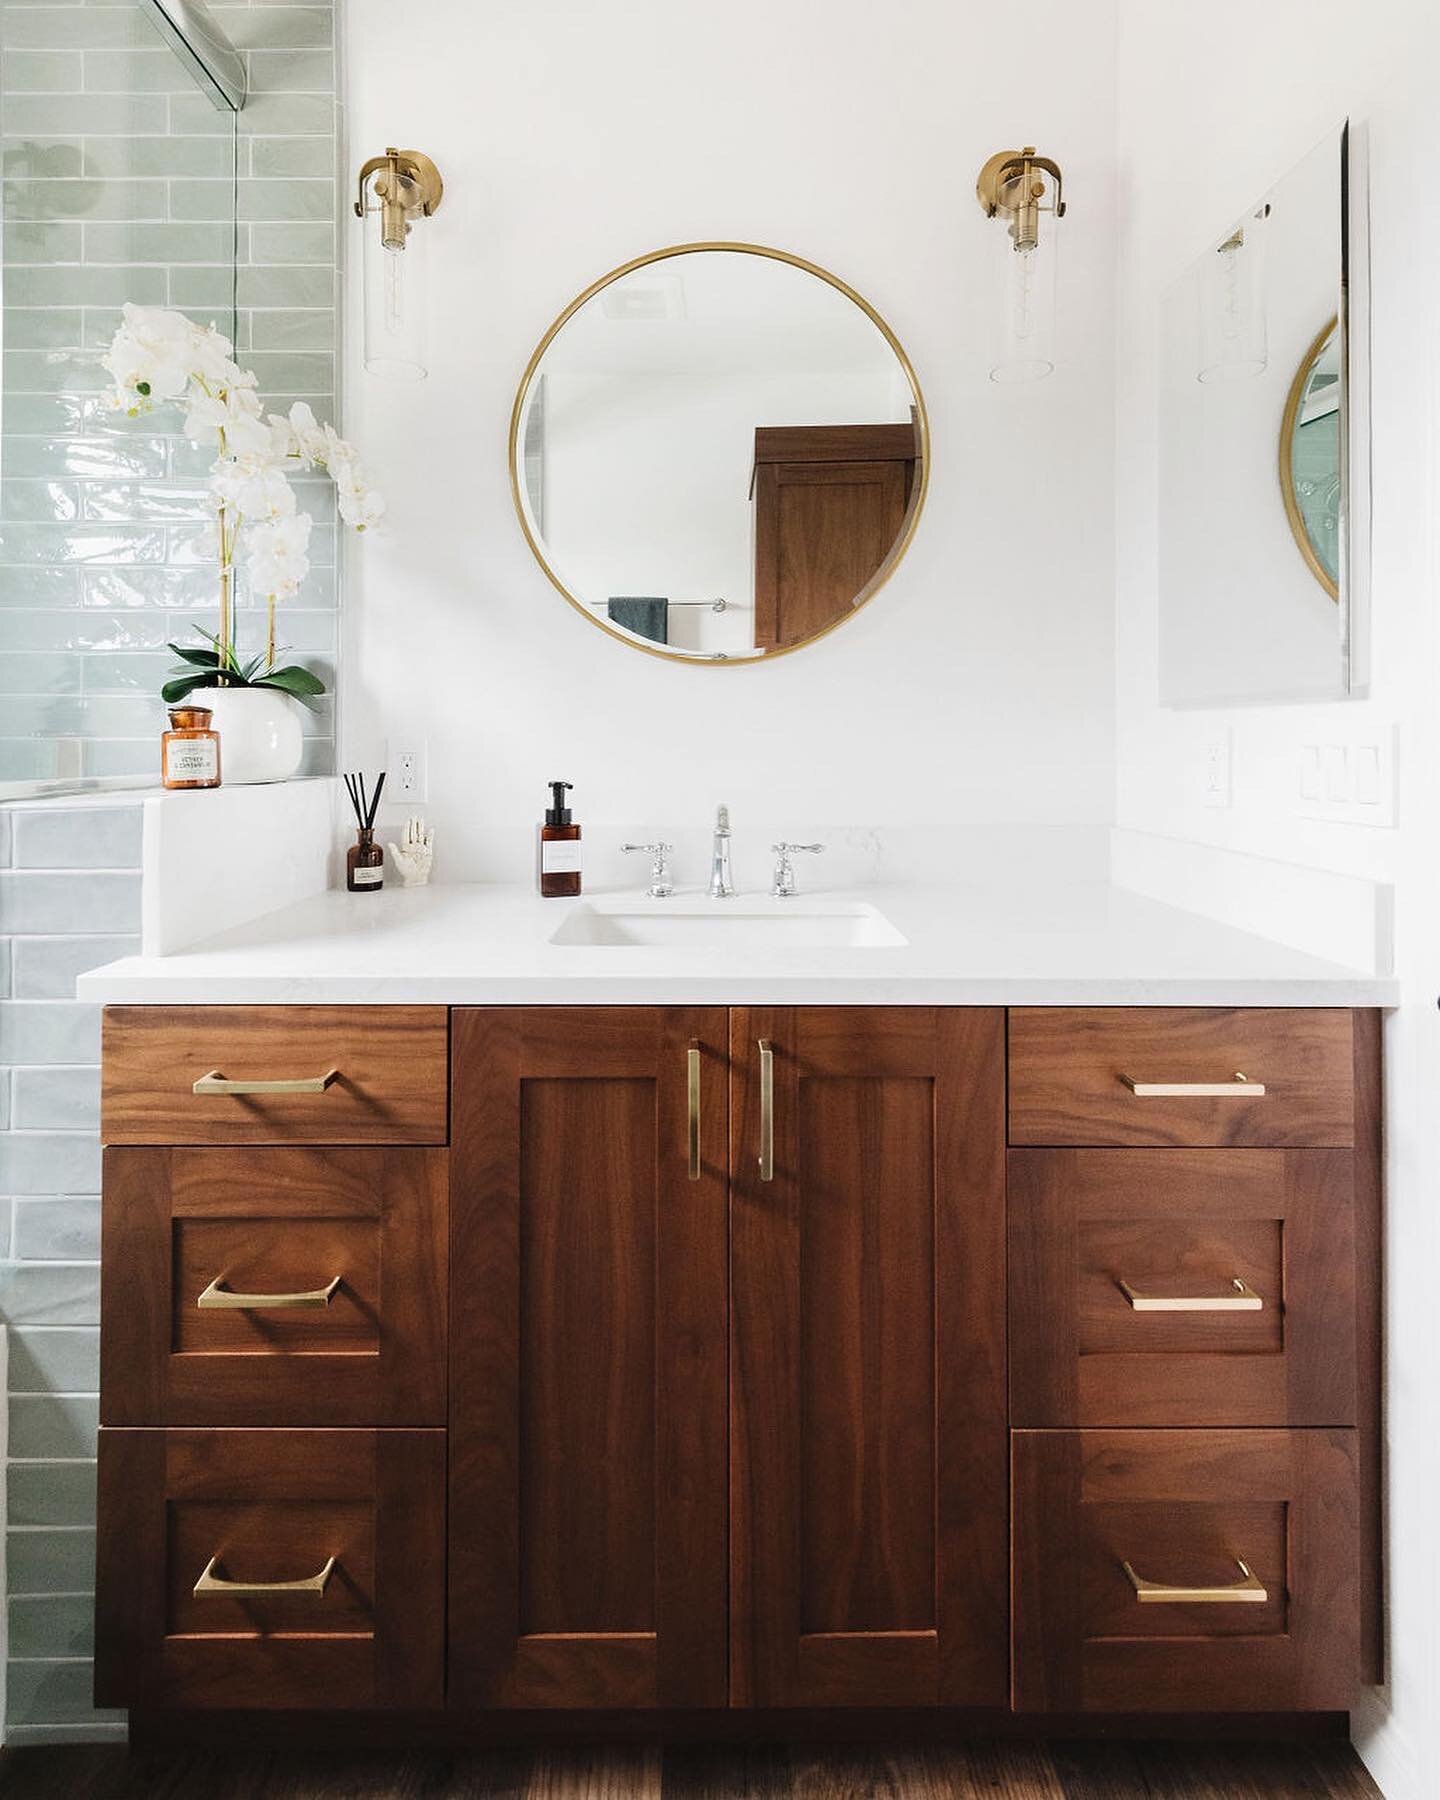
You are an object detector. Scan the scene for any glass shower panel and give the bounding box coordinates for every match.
[0,1,240,796]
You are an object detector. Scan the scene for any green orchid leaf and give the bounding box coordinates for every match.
[255,664,326,705]
[167,643,221,668]
[160,672,217,704]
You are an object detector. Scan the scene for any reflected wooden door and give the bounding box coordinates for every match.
[448,1007,729,1709]
[729,1007,1007,1706]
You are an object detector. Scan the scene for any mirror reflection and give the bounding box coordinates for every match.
[510,246,927,662]
[1280,321,1341,598]
[1158,126,1356,706]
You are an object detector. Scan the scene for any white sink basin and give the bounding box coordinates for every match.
[549,898,908,949]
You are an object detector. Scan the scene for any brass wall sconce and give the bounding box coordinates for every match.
[354,148,444,380]
[976,146,1066,383]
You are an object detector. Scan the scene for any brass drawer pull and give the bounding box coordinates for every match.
[1122,1557,1268,1604]
[193,1069,339,1096]
[197,1275,342,1310]
[1119,1071,1265,1098]
[1118,1277,1263,1312]
[688,1041,702,1182]
[758,1038,775,1182]
[194,1555,336,1599]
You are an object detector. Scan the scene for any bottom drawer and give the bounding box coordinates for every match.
[1012,1428,1359,1713]
[95,1428,444,1711]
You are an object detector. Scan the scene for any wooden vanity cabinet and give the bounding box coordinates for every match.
[94,999,1379,1729]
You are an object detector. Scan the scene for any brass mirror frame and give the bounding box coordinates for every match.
[507,241,931,666]
[1278,315,1341,603]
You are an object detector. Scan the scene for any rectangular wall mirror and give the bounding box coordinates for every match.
[1158,124,1369,707]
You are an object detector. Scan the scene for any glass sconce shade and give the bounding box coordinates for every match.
[1198,206,1268,382]
[991,223,1058,383]
[361,177,427,380]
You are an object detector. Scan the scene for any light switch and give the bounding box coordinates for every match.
[1296,724,1397,826]
[1323,744,1350,803]
[1355,745,1382,805]
[1300,745,1324,801]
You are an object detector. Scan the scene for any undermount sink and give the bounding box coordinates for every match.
[549,898,908,949]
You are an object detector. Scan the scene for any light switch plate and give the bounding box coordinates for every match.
[1295,724,1397,826]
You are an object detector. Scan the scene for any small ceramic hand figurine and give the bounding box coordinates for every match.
[387,815,434,887]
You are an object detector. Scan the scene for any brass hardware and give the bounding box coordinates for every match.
[687,1041,702,1182]
[1119,1071,1266,1098]
[758,1038,775,1182]
[1279,315,1341,603]
[975,146,1067,251]
[194,1555,336,1599]
[353,147,443,248]
[197,1275,342,1311]
[1119,1277,1263,1313]
[193,1069,339,1096]
[508,243,930,668]
[1122,1557,1269,1604]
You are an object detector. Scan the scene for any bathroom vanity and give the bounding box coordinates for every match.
[83,885,1384,1739]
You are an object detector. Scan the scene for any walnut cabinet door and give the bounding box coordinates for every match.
[728,1007,1008,1707]
[447,1008,730,1709]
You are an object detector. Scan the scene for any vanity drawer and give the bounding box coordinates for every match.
[1008,1008,1356,1148]
[1008,1149,1357,1427]
[95,1427,444,1711]
[1012,1428,1359,1713]
[101,1005,449,1145]
[101,1147,446,1428]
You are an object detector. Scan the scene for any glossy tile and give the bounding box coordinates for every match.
[6,1328,101,1394]
[11,1194,102,1257]
[7,1594,96,1659]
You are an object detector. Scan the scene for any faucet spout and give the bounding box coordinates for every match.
[709,804,736,898]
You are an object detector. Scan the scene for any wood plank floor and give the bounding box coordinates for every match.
[0,1739,1382,1799]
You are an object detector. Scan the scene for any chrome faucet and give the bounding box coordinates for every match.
[621,841,674,898]
[709,804,735,898]
[770,841,824,898]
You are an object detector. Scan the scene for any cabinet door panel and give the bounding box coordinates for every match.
[730,1007,1006,1708]
[448,1007,728,1710]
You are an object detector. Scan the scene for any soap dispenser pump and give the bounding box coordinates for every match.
[539,780,582,898]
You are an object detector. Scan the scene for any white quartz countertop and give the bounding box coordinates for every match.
[77,880,1396,1006]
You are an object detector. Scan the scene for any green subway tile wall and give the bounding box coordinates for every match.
[0,0,340,796]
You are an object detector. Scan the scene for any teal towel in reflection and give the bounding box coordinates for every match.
[607,597,668,645]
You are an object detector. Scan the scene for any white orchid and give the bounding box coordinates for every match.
[102,304,385,678]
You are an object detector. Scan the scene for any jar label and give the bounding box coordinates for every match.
[542,839,582,873]
[165,740,218,781]
[352,865,383,887]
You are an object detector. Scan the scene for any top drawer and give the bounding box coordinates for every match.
[102,1006,449,1145]
[1008,1008,1356,1147]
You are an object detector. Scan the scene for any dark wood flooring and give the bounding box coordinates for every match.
[0,1740,1382,1799]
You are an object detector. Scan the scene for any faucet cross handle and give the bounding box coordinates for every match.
[621,841,675,899]
[770,841,825,899]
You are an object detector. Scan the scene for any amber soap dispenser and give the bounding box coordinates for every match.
[539,780,581,897]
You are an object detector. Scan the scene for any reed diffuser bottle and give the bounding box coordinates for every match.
[344,771,386,892]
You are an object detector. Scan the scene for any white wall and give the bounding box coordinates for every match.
[341,0,1118,872]
[1114,5,1440,1793]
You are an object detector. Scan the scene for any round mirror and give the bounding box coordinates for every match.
[509,244,928,663]
[1279,318,1340,600]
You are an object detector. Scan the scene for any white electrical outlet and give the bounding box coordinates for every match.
[391,742,427,804]
[1200,729,1232,809]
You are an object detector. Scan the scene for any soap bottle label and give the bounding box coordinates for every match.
[165,740,218,782]
[541,839,582,874]
[351,864,383,887]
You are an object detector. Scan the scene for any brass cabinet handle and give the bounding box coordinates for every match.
[1118,1277,1263,1313]
[758,1038,775,1182]
[193,1069,339,1096]
[687,1041,702,1182]
[1122,1557,1268,1604]
[1119,1071,1265,1098]
[194,1554,336,1599]
[197,1275,342,1310]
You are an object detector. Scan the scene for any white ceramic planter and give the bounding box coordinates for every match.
[200,685,306,785]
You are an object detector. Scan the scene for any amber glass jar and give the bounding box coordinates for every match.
[347,826,384,892]
[161,705,221,790]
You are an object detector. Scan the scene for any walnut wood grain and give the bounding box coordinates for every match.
[1008,1148,1356,1427]
[101,1005,448,1145]
[1012,1428,1360,1713]
[101,1147,446,1428]
[729,1007,1007,1709]
[95,1427,444,1711]
[448,1008,729,1711]
[1008,1009,1355,1148]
